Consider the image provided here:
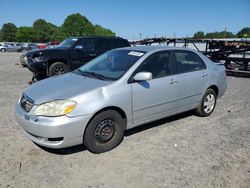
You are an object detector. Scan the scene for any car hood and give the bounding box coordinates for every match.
[26,47,69,58]
[24,72,112,104]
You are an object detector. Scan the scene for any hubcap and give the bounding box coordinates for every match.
[94,119,116,143]
[203,94,215,113]
[53,65,67,75]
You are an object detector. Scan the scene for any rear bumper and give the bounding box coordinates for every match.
[15,102,92,149]
[217,79,228,98]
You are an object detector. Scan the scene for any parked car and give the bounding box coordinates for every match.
[37,43,47,49]
[20,54,28,67]
[25,43,38,51]
[46,41,60,49]
[26,36,131,80]
[15,46,227,153]
[0,44,23,52]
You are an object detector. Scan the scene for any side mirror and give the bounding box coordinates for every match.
[75,45,83,51]
[133,72,152,81]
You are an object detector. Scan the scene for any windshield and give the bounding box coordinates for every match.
[57,38,78,48]
[78,50,145,81]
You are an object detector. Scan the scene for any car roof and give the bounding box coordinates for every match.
[75,36,127,40]
[119,45,196,53]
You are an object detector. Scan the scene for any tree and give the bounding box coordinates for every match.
[193,31,205,39]
[237,27,250,38]
[205,31,235,38]
[16,27,37,42]
[0,23,17,41]
[94,24,115,36]
[61,13,95,37]
[33,19,58,42]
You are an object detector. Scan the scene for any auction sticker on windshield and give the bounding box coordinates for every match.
[128,51,144,57]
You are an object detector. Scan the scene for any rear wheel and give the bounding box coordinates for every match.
[49,62,69,77]
[195,88,217,117]
[84,110,125,154]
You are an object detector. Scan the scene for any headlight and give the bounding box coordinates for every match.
[34,100,77,117]
[32,56,43,62]
[32,52,44,62]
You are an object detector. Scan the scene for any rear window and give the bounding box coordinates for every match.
[112,39,130,48]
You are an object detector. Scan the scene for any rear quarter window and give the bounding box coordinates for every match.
[112,39,130,48]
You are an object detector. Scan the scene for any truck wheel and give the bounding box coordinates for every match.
[49,62,69,77]
[84,110,125,154]
[195,88,217,117]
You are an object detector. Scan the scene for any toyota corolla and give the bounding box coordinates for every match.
[15,46,227,153]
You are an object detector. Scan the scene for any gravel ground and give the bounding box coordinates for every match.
[0,52,250,188]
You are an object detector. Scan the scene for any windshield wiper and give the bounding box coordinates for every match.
[78,70,113,80]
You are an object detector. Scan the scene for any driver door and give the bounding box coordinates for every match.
[131,51,179,124]
[71,38,96,69]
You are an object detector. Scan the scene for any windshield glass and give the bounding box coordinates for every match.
[57,38,78,48]
[78,50,145,81]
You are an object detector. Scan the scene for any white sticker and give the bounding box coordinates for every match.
[72,38,78,41]
[128,51,144,57]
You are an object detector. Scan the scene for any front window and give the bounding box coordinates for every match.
[57,38,78,48]
[78,50,145,81]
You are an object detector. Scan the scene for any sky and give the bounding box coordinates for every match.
[0,0,249,40]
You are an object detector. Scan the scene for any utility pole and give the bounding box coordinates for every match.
[139,33,142,40]
[224,27,227,38]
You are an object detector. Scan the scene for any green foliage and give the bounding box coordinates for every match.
[61,13,95,37]
[205,31,235,38]
[52,27,66,42]
[193,31,205,39]
[16,27,37,42]
[94,24,115,36]
[193,30,237,39]
[33,19,58,42]
[0,13,116,42]
[237,27,250,38]
[0,23,17,41]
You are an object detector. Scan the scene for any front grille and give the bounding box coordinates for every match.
[20,94,34,112]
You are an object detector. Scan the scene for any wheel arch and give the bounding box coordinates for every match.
[83,106,128,138]
[207,85,219,96]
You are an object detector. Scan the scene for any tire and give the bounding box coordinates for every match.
[48,62,69,77]
[195,88,217,117]
[84,110,125,154]
[1,48,6,52]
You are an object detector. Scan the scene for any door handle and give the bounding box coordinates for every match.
[89,54,97,56]
[170,79,178,85]
[202,74,208,78]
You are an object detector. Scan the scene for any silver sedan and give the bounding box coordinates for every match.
[15,46,227,153]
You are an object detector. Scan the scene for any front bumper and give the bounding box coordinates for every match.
[15,102,92,149]
[27,59,46,74]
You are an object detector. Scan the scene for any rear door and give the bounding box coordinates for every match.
[173,50,208,111]
[131,51,179,124]
[71,38,96,69]
[94,38,113,55]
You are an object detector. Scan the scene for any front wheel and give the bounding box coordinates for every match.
[48,62,69,77]
[84,110,125,154]
[1,48,6,52]
[195,89,217,117]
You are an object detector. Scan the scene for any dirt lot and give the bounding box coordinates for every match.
[0,52,250,188]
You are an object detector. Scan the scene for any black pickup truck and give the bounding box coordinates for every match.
[25,36,130,80]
